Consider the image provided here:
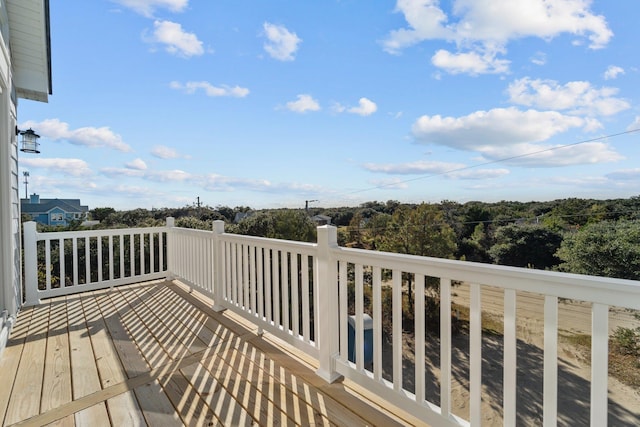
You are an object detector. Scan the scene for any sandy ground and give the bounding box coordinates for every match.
[451,285,640,426]
[381,285,640,426]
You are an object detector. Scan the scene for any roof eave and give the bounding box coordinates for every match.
[7,0,52,103]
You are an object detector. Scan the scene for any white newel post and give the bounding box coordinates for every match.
[212,220,226,312]
[165,217,175,280]
[23,221,40,306]
[315,225,342,383]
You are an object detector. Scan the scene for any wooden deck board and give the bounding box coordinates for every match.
[4,303,50,424]
[0,280,422,427]
[97,286,183,426]
[66,295,111,426]
[41,299,73,427]
[0,306,34,425]
[78,292,144,423]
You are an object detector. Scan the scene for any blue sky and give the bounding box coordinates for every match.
[18,0,640,211]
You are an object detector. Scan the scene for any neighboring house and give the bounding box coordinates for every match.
[233,211,254,223]
[311,214,332,225]
[21,193,88,226]
[0,0,52,354]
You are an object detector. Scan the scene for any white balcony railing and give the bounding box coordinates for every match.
[22,219,640,427]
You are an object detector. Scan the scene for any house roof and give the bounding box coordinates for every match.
[21,198,88,214]
[6,0,52,102]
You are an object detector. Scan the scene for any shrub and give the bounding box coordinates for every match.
[612,326,640,356]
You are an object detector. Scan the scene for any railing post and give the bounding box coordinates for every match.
[165,217,175,280]
[315,225,342,383]
[23,221,40,306]
[212,220,226,312]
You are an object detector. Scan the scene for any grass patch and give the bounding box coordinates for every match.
[561,332,591,348]
[452,303,504,336]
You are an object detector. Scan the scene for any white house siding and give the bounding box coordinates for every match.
[0,0,17,354]
[0,0,49,355]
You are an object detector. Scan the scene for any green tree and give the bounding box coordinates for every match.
[175,216,211,230]
[549,198,593,227]
[271,210,317,242]
[233,212,274,237]
[363,212,392,250]
[556,219,640,280]
[458,223,491,263]
[381,203,457,258]
[90,207,116,221]
[489,224,562,269]
[380,203,457,310]
[346,212,366,248]
[233,210,316,242]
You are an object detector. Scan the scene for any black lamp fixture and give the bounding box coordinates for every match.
[16,127,41,154]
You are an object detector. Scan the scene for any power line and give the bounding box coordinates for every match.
[336,128,640,198]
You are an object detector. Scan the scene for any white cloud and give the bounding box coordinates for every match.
[21,158,93,177]
[367,178,410,190]
[348,98,378,116]
[412,107,585,149]
[382,0,452,54]
[431,49,509,75]
[21,119,132,152]
[125,158,148,170]
[285,94,320,113]
[449,169,510,180]
[411,107,623,167]
[146,169,192,182]
[151,145,189,159]
[476,141,623,166]
[363,160,509,180]
[197,173,327,195]
[111,184,162,198]
[101,167,192,182]
[331,103,346,114]
[148,20,203,57]
[530,51,546,66]
[507,77,630,116]
[628,116,640,131]
[201,174,270,192]
[100,167,145,178]
[452,0,612,48]
[263,22,302,61]
[169,81,249,97]
[604,65,625,80]
[606,169,640,180]
[383,0,612,75]
[111,0,188,17]
[364,160,466,175]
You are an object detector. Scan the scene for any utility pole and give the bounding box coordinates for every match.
[305,199,318,212]
[196,196,201,208]
[23,171,29,199]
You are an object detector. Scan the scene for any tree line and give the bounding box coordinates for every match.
[73,196,640,281]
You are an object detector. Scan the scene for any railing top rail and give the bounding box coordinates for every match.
[171,227,214,236]
[219,232,317,252]
[334,246,640,309]
[33,225,168,240]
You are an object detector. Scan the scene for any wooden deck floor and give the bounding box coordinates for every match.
[0,280,424,426]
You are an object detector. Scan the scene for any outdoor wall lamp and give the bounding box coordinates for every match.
[16,127,41,154]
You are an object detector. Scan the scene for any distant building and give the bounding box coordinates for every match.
[21,194,89,226]
[234,211,255,223]
[311,214,332,226]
